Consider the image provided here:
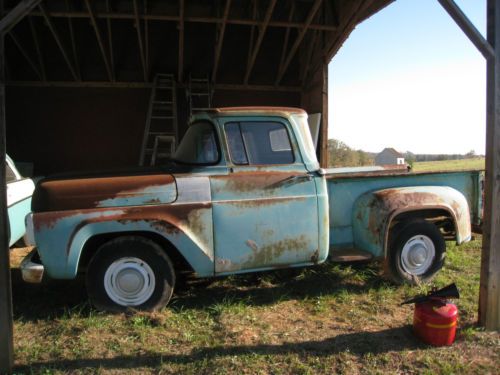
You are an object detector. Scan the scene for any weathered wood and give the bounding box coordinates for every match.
[275,0,323,85]
[320,62,328,168]
[24,10,338,31]
[8,31,42,80]
[132,0,147,81]
[178,0,184,82]
[0,32,13,375]
[438,0,494,60]
[64,0,81,81]
[39,3,79,81]
[479,0,500,330]
[301,30,319,84]
[106,0,115,81]
[7,80,302,92]
[278,0,296,77]
[0,0,41,33]
[28,16,46,81]
[85,0,113,82]
[243,0,277,84]
[211,0,231,83]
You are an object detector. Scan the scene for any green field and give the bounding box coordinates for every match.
[10,237,500,374]
[412,157,485,172]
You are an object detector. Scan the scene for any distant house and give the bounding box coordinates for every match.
[375,148,405,166]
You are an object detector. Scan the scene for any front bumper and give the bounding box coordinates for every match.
[20,248,44,283]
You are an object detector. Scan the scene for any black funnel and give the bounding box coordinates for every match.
[401,283,460,305]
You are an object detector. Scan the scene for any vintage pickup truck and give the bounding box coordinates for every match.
[21,107,483,311]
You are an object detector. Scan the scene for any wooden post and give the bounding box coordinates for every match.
[320,61,329,168]
[0,31,14,375]
[479,0,500,330]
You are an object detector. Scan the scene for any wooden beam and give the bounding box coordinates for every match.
[7,31,42,80]
[6,80,302,92]
[178,0,184,82]
[275,0,323,85]
[244,0,277,85]
[211,0,231,83]
[319,62,328,168]
[301,30,319,84]
[39,3,79,81]
[64,0,81,81]
[479,0,500,330]
[132,0,147,81]
[0,0,41,33]
[23,10,338,31]
[246,0,258,78]
[106,0,115,81]
[144,0,149,75]
[438,0,494,60]
[278,0,296,77]
[0,32,13,375]
[28,16,46,81]
[85,0,113,81]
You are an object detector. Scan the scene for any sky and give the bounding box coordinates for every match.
[329,0,486,155]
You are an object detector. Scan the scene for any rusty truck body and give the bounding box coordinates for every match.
[21,107,483,311]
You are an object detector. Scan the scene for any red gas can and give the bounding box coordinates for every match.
[413,299,458,346]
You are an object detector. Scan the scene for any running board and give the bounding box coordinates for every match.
[329,248,373,262]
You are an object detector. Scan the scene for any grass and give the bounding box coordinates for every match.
[9,237,499,374]
[412,157,485,172]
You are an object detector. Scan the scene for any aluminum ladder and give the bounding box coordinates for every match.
[139,73,178,166]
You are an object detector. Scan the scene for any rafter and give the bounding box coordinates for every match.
[106,0,115,81]
[132,0,148,81]
[301,30,319,84]
[85,0,113,81]
[64,0,81,81]
[246,0,258,74]
[7,31,42,80]
[275,0,323,85]
[211,0,231,83]
[278,1,296,79]
[178,0,184,81]
[28,16,46,81]
[244,0,277,85]
[23,10,338,31]
[39,3,79,81]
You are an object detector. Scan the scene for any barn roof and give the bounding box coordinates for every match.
[4,0,394,90]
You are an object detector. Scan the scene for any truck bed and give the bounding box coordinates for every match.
[325,167,483,251]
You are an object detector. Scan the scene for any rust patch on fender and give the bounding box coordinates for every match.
[33,174,175,212]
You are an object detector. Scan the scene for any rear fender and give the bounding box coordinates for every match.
[352,186,471,258]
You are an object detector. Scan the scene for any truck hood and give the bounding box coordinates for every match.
[32,171,177,212]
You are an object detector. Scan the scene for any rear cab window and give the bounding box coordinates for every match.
[225,121,294,165]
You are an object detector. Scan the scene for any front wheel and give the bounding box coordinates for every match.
[386,220,445,284]
[86,236,175,312]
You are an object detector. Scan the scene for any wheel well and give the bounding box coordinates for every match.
[78,232,195,275]
[388,209,456,245]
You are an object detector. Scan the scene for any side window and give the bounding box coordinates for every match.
[225,122,294,165]
[6,163,17,183]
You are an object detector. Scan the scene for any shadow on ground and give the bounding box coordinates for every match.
[13,325,424,372]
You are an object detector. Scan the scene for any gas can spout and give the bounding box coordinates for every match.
[401,283,460,305]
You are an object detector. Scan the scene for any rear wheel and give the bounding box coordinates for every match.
[386,220,445,284]
[86,236,175,312]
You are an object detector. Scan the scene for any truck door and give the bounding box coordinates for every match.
[211,118,319,274]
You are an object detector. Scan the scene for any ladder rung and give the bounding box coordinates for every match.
[151,116,174,120]
[148,132,175,135]
[153,101,173,104]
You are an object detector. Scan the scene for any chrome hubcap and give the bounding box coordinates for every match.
[104,257,155,306]
[401,235,436,276]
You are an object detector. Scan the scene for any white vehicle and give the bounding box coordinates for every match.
[6,155,35,247]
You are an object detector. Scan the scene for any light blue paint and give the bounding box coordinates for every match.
[95,183,177,207]
[8,197,31,247]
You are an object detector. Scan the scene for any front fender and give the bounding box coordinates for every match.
[352,186,471,258]
[34,203,214,279]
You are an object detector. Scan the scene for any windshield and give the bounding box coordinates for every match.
[173,121,219,165]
